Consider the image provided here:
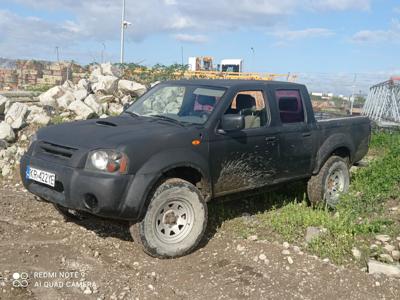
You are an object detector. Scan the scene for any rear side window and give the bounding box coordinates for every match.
[275,90,304,123]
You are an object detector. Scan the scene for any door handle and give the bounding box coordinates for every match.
[265,136,277,142]
[302,133,311,137]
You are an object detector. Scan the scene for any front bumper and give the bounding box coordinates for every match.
[20,153,141,220]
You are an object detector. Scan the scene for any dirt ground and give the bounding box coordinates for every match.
[0,179,400,300]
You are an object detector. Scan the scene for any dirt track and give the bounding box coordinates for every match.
[1,179,400,300]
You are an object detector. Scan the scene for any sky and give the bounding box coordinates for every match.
[0,0,399,94]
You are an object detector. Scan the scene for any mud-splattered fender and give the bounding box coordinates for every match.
[313,133,354,174]
[121,148,210,221]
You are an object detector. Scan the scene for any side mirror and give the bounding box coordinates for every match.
[219,114,245,133]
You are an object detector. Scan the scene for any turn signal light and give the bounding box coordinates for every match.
[192,139,201,146]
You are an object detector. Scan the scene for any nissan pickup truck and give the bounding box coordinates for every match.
[20,80,371,258]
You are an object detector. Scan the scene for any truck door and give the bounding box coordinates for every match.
[209,89,280,196]
[273,87,314,180]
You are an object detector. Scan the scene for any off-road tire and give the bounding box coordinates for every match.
[129,178,207,258]
[307,156,350,208]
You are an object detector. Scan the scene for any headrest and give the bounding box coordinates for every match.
[236,94,256,111]
[197,95,216,106]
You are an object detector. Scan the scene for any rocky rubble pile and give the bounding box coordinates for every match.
[0,63,147,177]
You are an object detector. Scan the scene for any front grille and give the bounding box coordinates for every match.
[40,142,78,159]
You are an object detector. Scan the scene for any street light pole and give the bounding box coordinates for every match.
[120,0,126,64]
[101,42,106,63]
[250,47,255,72]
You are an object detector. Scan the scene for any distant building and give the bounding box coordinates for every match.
[0,60,88,90]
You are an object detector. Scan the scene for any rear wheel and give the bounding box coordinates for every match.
[130,178,207,258]
[307,156,350,208]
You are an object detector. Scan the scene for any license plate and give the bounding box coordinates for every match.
[26,166,56,187]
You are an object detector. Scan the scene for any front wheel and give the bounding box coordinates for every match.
[307,156,350,208]
[130,178,207,258]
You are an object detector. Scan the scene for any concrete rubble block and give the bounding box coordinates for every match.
[100,62,122,77]
[62,80,75,91]
[0,122,15,142]
[26,105,51,125]
[5,102,29,129]
[57,90,76,109]
[77,78,91,91]
[0,95,9,114]
[368,260,400,277]
[97,95,115,103]
[73,89,89,102]
[92,75,119,94]
[39,86,65,107]
[84,94,103,115]
[120,95,132,105]
[118,80,147,97]
[68,100,97,120]
[305,226,328,243]
[108,103,123,115]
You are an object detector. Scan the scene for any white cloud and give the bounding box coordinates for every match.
[174,34,208,43]
[273,28,334,41]
[0,9,82,59]
[1,0,372,61]
[351,19,400,43]
[308,0,370,11]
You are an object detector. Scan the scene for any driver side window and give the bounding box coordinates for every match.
[225,91,268,129]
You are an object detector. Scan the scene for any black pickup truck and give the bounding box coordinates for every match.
[20,80,371,258]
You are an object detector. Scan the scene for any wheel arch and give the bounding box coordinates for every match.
[313,133,354,175]
[127,149,211,221]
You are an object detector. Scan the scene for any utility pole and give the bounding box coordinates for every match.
[250,47,255,72]
[101,42,106,63]
[55,46,60,63]
[181,46,184,67]
[120,0,126,64]
[120,0,131,64]
[350,73,357,115]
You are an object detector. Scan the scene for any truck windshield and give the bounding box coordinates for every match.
[125,84,226,124]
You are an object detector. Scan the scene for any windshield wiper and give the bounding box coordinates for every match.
[124,111,139,118]
[150,115,185,127]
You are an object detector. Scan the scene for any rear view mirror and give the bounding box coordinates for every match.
[219,114,245,133]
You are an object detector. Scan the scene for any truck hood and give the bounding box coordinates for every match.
[36,115,190,150]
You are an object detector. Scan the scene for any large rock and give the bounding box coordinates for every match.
[39,86,65,107]
[101,62,122,77]
[73,88,88,101]
[77,78,90,91]
[305,227,327,243]
[27,106,51,126]
[108,103,123,115]
[84,94,103,115]
[56,90,76,109]
[5,102,28,129]
[118,80,146,97]
[92,75,119,94]
[0,122,15,142]
[368,260,400,277]
[120,95,132,105]
[68,100,97,119]
[62,80,75,91]
[97,95,115,103]
[0,95,9,114]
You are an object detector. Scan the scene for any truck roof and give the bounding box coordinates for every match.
[162,79,304,89]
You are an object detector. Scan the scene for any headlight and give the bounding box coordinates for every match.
[85,150,129,174]
[28,134,38,148]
